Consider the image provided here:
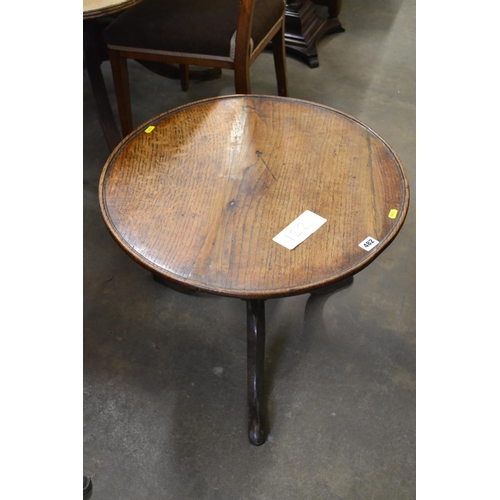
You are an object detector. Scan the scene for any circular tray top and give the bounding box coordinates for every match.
[99,95,409,299]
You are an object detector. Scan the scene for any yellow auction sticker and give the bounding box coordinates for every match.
[144,126,155,134]
[388,209,398,219]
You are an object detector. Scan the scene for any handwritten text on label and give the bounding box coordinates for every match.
[273,210,327,250]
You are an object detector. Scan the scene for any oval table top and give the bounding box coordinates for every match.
[99,95,410,299]
[83,0,142,20]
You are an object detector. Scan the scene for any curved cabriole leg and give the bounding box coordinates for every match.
[247,299,266,446]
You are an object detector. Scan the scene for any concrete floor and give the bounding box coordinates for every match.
[83,0,415,498]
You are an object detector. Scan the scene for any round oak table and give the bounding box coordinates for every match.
[98,95,410,445]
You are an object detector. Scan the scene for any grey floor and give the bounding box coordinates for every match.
[83,0,416,498]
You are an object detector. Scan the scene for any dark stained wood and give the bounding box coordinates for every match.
[234,0,255,94]
[179,64,189,92]
[108,50,133,136]
[271,21,288,97]
[84,19,122,151]
[284,0,344,68]
[247,299,266,446]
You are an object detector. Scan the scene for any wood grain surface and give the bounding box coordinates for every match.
[99,95,409,299]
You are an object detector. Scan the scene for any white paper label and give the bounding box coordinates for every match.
[272,210,327,250]
[358,236,379,251]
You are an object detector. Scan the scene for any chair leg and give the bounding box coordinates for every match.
[179,64,189,91]
[234,63,251,94]
[108,49,133,137]
[272,20,288,97]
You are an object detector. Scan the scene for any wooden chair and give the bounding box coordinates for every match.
[104,0,288,136]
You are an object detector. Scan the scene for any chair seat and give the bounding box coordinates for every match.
[104,0,285,60]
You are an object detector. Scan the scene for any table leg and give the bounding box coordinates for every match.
[246,299,266,446]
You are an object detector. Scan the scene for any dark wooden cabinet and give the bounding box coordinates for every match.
[284,0,344,67]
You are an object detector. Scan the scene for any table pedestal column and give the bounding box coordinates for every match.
[247,299,266,446]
